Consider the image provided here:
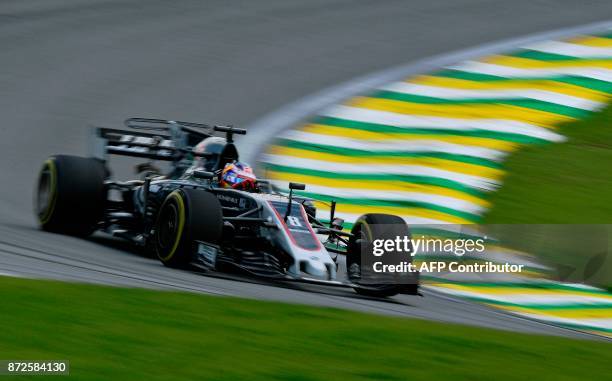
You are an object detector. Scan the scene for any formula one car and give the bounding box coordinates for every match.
[35,118,419,297]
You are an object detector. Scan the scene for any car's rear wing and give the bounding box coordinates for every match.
[91,127,178,161]
[125,118,246,143]
[90,118,246,162]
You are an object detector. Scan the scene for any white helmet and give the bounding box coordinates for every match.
[193,136,226,170]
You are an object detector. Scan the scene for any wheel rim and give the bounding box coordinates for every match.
[37,169,51,215]
[347,224,363,281]
[158,203,179,250]
[37,162,56,223]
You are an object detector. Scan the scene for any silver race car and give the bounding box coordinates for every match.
[35,118,419,297]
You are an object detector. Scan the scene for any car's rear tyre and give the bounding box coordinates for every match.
[36,155,107,236]
[155,188,223,268]
[347,213,414,298]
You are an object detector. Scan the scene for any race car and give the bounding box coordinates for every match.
[35,118,419,297]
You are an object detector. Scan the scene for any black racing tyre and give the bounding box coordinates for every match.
[347,213,413,298]
[36,155,107,236]
[154,188,223,268]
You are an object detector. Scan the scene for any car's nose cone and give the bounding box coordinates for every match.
[303,258,329,278]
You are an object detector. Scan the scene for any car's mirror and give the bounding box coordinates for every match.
[289,182,306,191]
[331,217,344,230]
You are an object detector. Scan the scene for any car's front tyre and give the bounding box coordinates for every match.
[154,188,223,268]
[347,213,416,297]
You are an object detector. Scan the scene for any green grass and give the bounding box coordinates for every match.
[483,103,612,288]
[484,104,612,224]
[1,277,611,381]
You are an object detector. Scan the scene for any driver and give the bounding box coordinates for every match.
[187,136,258,191]
[220,161,258,191]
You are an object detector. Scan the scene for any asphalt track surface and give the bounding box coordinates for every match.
[2,0,612,339]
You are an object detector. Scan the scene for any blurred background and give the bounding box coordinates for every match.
[1,1,612,379]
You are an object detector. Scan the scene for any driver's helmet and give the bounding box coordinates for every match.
[220,161,257,190]
[193,136,226,170]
